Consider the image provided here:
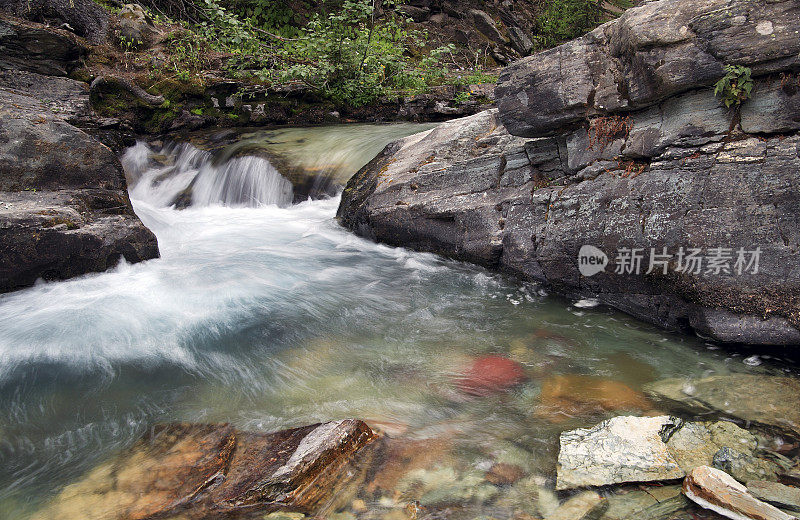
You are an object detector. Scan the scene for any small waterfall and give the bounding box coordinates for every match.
[122,141,293,208]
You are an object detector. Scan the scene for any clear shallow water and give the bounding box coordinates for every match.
[0,124,795,518]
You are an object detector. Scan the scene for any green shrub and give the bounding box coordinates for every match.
[714,65,754,108]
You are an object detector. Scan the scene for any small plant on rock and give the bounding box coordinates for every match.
[714,65,753,108]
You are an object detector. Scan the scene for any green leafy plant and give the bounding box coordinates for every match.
[714,65,754,108]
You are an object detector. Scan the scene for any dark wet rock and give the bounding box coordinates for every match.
[683,466,794,520]
[645,375,800,440]
[747,481,800,514]
[556,415,773,490]
[0,15,87,75]
[0,87,158,292]
[337,0,800,346]
[1,0,109,44]
[33,420,379,520]
[455,354,528,396]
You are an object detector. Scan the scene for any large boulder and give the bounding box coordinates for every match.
[0,88,158,292]
[495,0,800,137]
[0,15,87,75]
[337,0,800,346]
[32,420,379,519]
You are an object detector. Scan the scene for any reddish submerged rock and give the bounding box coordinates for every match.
[456,355,528,396]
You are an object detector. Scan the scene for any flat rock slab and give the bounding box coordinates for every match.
[683,466,794,520]
[557,415,768,490]
[646,375,800,440]
[557,416,684,490]
[33,420,378,520]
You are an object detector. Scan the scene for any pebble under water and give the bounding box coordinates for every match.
[0,124,796,519]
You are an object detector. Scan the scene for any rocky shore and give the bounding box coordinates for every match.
[337,0,800,346]
[0,17,158,293]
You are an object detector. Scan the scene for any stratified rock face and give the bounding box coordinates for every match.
[495,0,800,137]
[337,0,800,346]
[0,35,158,292]
[32,420,379,520]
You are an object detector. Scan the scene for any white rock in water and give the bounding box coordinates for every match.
[556,415,684,490]
[683,466,795,520]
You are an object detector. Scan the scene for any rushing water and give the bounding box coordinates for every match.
[0,124,796,518]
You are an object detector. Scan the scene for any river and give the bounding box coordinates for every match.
[0,123,794,518]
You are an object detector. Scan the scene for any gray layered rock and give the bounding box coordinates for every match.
[337,0,800,346]
[0,33,158,292]
[496,0,800,137]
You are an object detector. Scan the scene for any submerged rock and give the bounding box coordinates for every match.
[33,420,379,519]
[336,0,800,346]
[556,415,775,490]
[537,374,651,420]
[683,466,794,520]
[600,485,688,520]
[645,375,800,439]
[456,355,528,396]
[545,491,607,520]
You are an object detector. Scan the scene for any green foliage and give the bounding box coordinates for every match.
[534,0,631,49]
[453,91,471,105]
[714,65,754,108]
[535,0,599,49]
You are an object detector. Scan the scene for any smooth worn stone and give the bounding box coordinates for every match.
[337,105,800,346]
[645,375,800,440]
[747,481,800,513]
[33,420,379,519]
[337,0,800,347]
[456,355,528,396]
[537,374,651,421]
[556,416,685,490]
[683,466,794,520]
[0,88,158,292]
[545,491,607,520]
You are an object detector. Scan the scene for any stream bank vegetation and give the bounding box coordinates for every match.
[88,0,631,112]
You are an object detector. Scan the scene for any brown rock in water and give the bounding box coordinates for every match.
[537,374,651,421]
[33,420,378,520]
[485,462,526,485]
[683,466,794,520]
[367,436,454,494]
